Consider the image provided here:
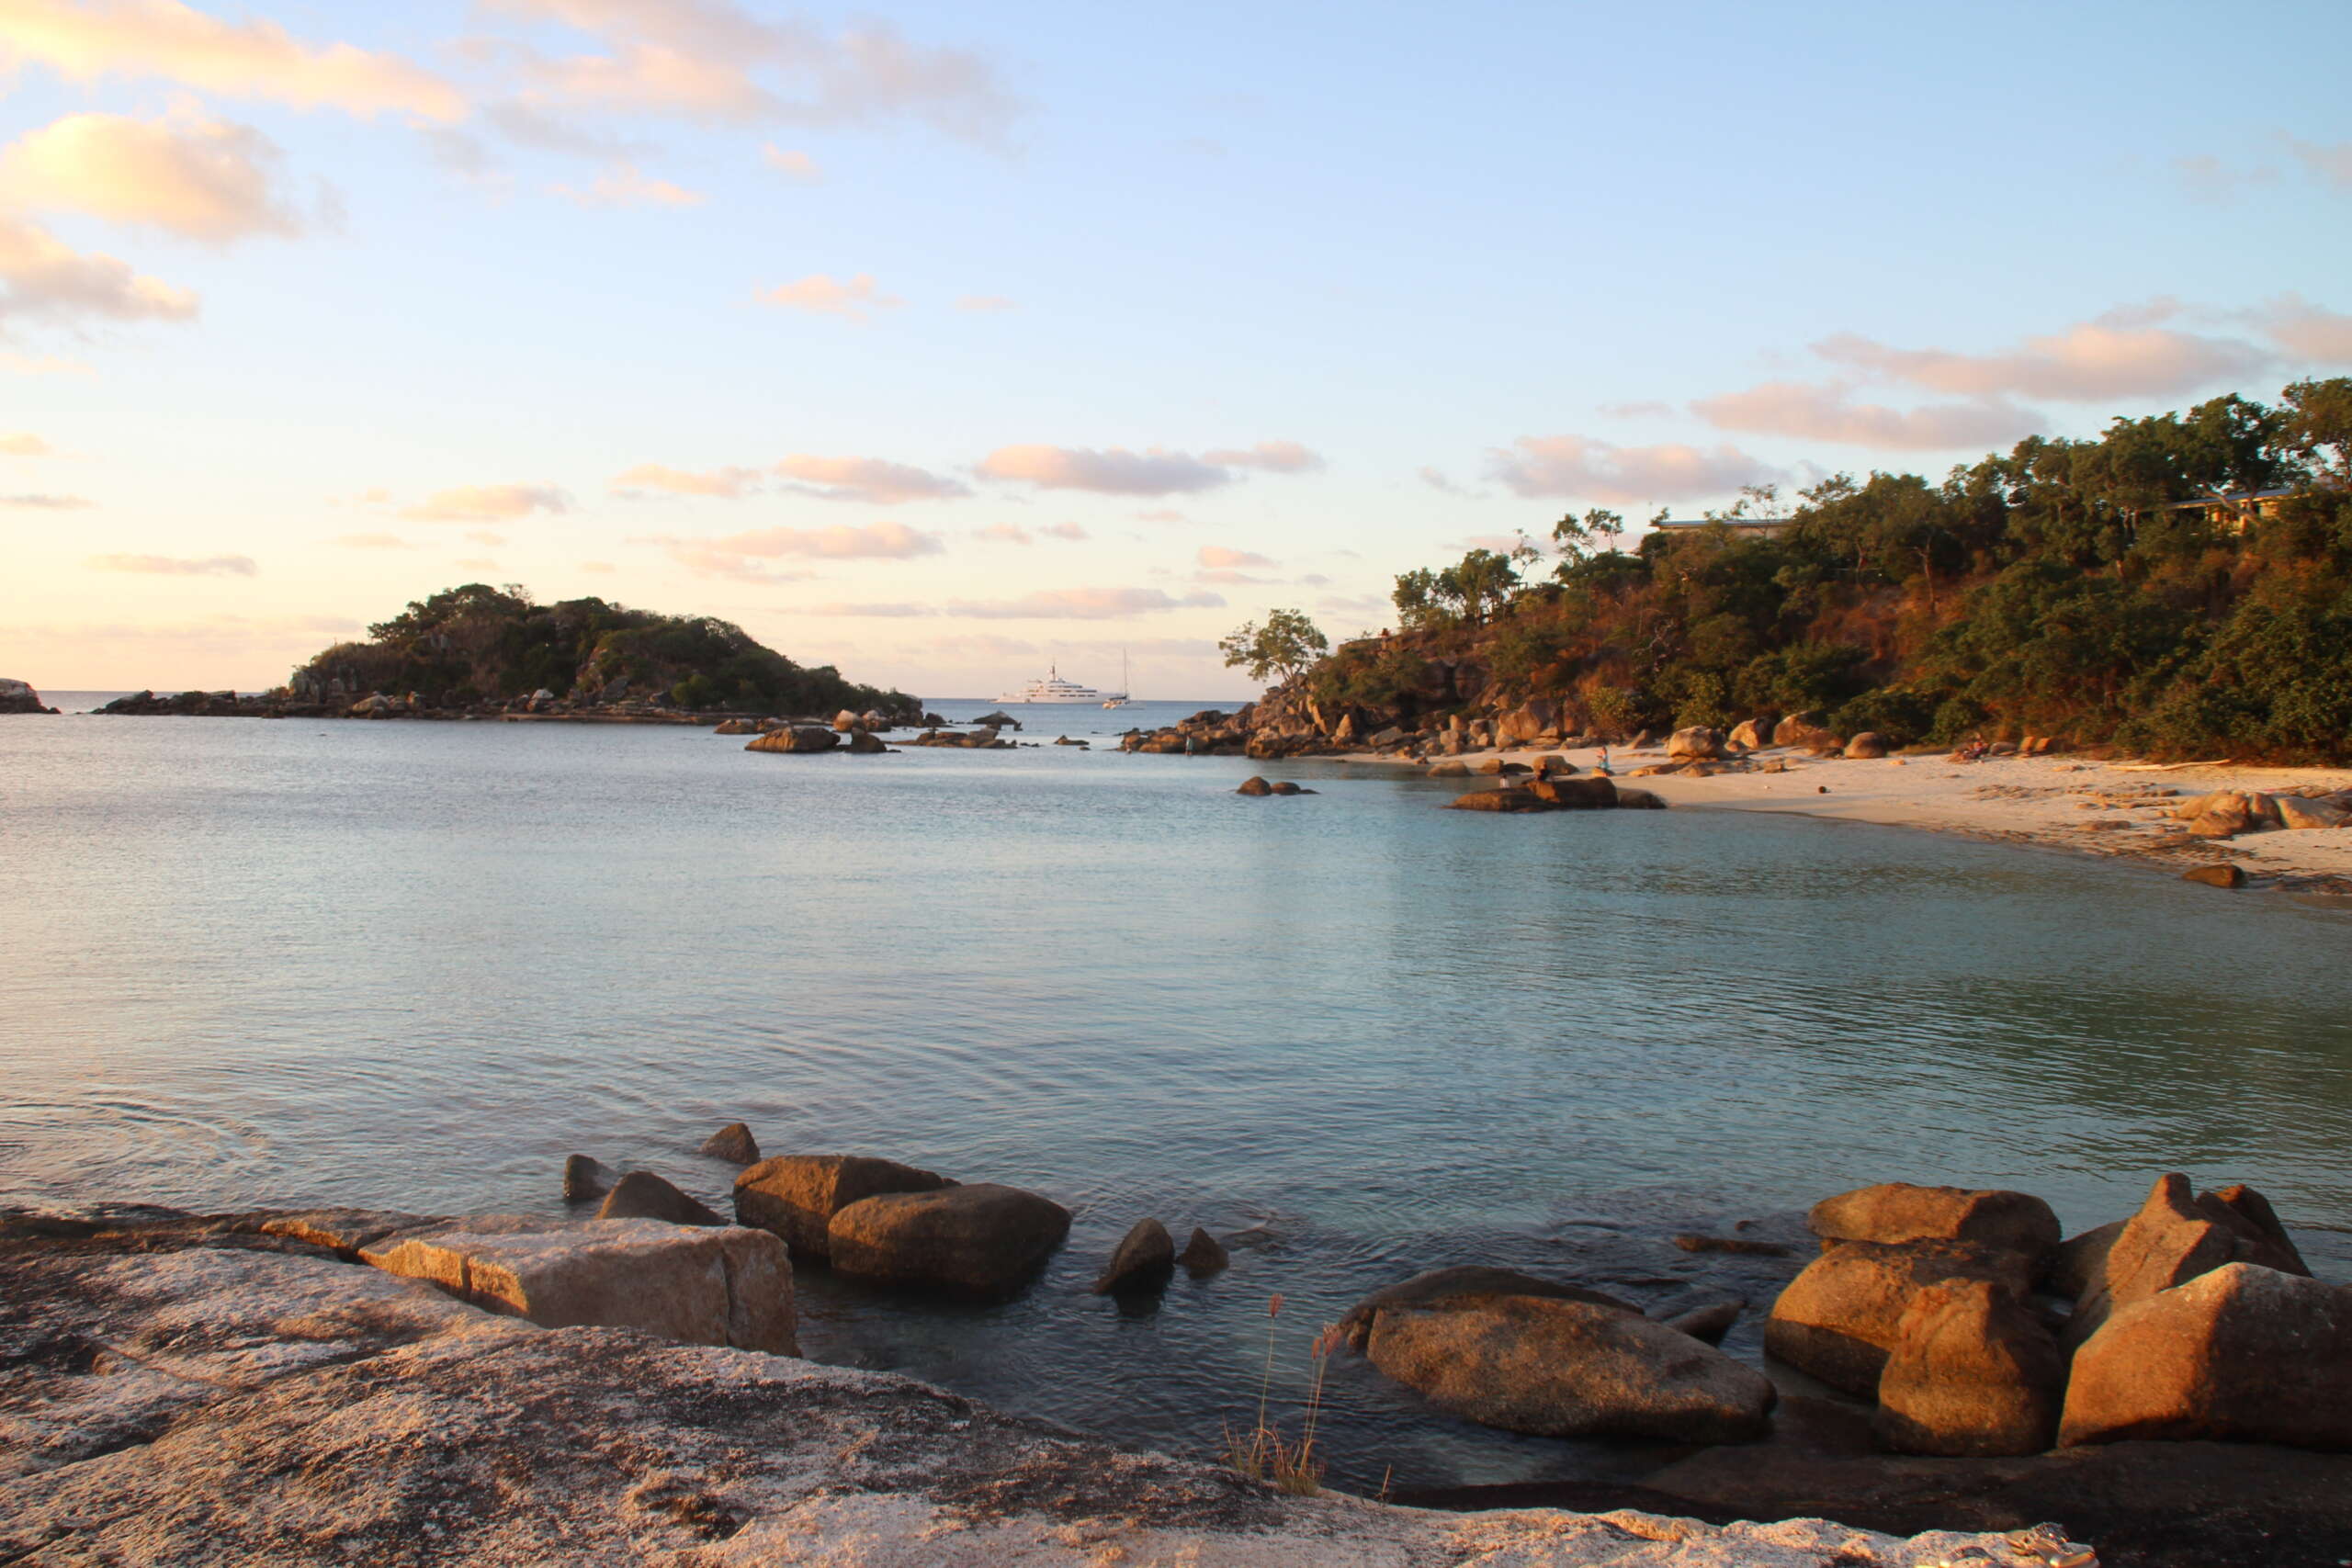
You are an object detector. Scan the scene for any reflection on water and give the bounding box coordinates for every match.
[2,701,2348,1487]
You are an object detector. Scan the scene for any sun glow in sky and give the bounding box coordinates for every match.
[3,0,2348,697]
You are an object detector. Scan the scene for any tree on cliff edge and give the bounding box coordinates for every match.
[1219,609,1329,685]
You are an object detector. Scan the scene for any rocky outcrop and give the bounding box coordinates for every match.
[1,1217,2043,1568]
[1873,1279,2063,1457]
[1357,1292,1776,1443]
[594,1169,722,1225]
[2062,1263,2352,1449]
[2063,1172,2308,1349]
[0,677,57,714]
[1668,726,1726,760]
[1092,1217,1175,1295]
[745,726,841,754]
[828,1182,1071,1299]
[359,1216,797,1353]
[1765,1240,2035,1396]
[732,1153,953,1257]
[1808,1182,2060,1260]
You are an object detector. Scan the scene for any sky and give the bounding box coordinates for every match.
[2,0,2349,700]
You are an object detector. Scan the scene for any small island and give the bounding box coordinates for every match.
[92,583,919,725]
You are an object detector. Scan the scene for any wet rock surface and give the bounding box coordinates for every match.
[0,1210,2058,1567]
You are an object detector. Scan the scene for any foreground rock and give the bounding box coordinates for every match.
[2064,1171,2309,1348]
[359,1216,797,1352]
[732,1152,954,1256]
[2,1214,2043,1568]
[1765,1240,2034,1396]
[1358,1291,1776,1443]
[828,1182,1072,1299]
[2062,1262,2352,1449]
[1178,1225,1230,1276]
[1872,1279,2062,1457]
[561,1153,614,1201]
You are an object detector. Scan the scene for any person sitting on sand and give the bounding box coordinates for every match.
[1595,744,1612,776]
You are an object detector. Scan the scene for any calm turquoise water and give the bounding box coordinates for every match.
[4,702,2349,1487]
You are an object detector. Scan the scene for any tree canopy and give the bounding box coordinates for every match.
[1219,608,1330,685]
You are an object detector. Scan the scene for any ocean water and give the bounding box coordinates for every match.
[3,700,2349,1489]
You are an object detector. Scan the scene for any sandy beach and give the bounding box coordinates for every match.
[1353,744,2352,895]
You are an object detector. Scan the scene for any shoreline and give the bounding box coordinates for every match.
[1333,742,2352,897]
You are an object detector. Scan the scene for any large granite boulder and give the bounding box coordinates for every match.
[2278,795,2350,829]
[1360,1292,1775,1443]
[2047,1218,2128,1299]
[2062,1263,2352,1449]
[562,1154,615,1201]
[1766,1240,2034,1396]
[594,1170,721,1226]
[360,1217,797,1353]
[1809,1182,2060,1261]
[733,1154,954,1257]
[745,726,840,754]
[1448,787,1546,812]
[1728,716,1777,750]
[1772,711,1837,750]
[1874,1279,2063,1457]
[1530,775,1617,808]
[2064,1173,2309,1348]
[827,1182,1070,1299]
[0,678,56,715]
[1844,732,1889,759]
[1667,726,1726,761]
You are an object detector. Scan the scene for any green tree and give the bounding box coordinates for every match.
[1219,608,1329,684]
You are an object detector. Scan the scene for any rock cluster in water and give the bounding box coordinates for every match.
[0,677,58,715]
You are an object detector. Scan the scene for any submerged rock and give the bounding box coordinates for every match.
[1092,1217,1175,1295]
[1662,1299,1744,1345]
[1236,776,1272,795]
[700,1122,761,1165]
[1177,1225,1229,1276]
[562,1153,615,1201]
[595,1170,722,1226]
[1340,1266,1639,1351]
[1362,1292,1775,1443]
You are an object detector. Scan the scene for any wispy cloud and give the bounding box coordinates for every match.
[978,441,1323,496]
[0,0,467,120]
[755,272,900,319]
[334,532,411,548]
[0,111,310,243]
[774,454,968,502]
[1039,521,1087,540]
[1812,303,2272,401]
[802,585,1227,619]
[87,551,255,575]
[2282,137,2352,192]
[1199,545,1272,569]
[0,214,198,324]
[552,160,705,208]
[1690,381,2042,450]
[1487,434,1781,504]
[955,294,1015,312]
[610,462,763,498]
[399,483,571,522]
[0,434,54,456]
[761,143,820,182]
[656,520,943,581]
[3,491,91,508]
[2258,293,2352,363]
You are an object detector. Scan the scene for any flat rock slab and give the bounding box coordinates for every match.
[360,1216,797,1354]
[0,1219,2044,1568]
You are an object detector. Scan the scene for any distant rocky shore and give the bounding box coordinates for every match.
[0,677,58,715]
[8,1139,2349,1566]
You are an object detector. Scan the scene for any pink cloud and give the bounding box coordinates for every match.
[979,441,1323,496]
[400,483,570,523]
[1813,306,2272,401]
[1487,434,1781,504]
[1199,439,1324,473]
[1199,545,1273,569]
[754,272,901,319]
[774,454,969,502]
[2259,293,2352,364]
[1690,381,2042,450]
[87,551,255,575]
[611,462,763,498]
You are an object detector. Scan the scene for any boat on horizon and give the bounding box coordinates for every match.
[995,664,1127,705]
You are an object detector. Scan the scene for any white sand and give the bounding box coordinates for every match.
[1357,745,2352,891]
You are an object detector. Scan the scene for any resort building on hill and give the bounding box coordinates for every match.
[2154,487,2312,531]
[1650,515,1796,539]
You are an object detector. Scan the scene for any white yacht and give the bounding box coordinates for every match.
[996,664,1126,705]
